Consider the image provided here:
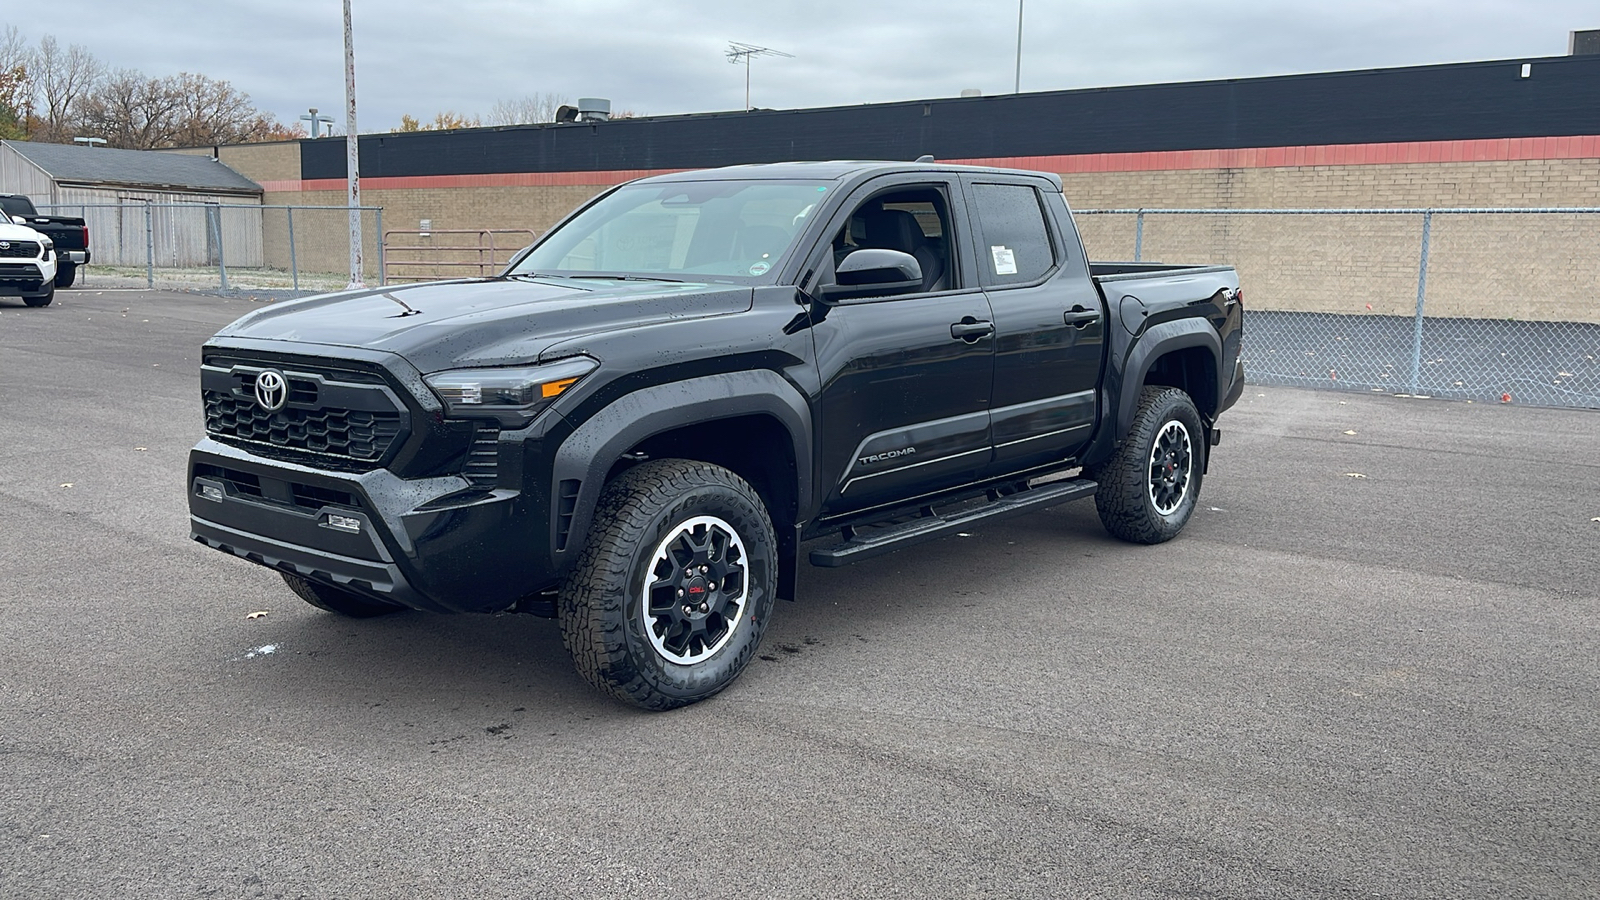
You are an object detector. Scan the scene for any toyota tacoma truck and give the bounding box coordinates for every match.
[188,161,1245,709]
[0,207,59,307]
[0,194,90,288]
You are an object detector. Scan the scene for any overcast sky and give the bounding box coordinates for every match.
[11,1,1596,133]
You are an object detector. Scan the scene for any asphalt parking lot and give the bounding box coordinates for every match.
[2,288,1596,899]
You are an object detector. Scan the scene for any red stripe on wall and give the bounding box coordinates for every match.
[258,135,1600,193]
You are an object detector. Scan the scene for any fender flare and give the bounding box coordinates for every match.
[550,370,814,567]
[1115,318,1223,441]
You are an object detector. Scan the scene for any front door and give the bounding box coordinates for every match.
[805,177,996,518]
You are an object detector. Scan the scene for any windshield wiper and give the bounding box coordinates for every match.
[562,274,685,283]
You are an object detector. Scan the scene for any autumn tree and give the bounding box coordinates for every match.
[397,110,481,132]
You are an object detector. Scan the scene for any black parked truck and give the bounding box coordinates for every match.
[188,161,1245,709]
[0,195,90,288]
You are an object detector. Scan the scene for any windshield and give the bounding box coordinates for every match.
[511,179,830,281]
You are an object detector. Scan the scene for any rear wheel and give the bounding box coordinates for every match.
[55,264,76,288]
[281,572,404,618]
[1091,386,1205,544]
[559,459,777,710]
[22,283,54,308]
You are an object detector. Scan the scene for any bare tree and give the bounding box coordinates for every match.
[487,93,569,125]
[169,72,264,146]
[33,34,102,142]
[74,69,182,149]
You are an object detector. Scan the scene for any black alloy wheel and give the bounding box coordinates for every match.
[1090,386,1205,544]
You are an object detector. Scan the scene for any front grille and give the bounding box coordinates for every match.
[201,356,409,471]
[0,241,40,258]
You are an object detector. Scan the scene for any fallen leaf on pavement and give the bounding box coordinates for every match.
[246,611,269,620]
[59,483,73,488]
[134,447,147,452]
[1343,430,1357,435]
[1343,473,1367,478]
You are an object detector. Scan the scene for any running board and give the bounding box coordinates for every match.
[809,478,1099,568]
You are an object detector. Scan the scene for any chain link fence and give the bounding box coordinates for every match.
[36,202,387,295]
[1077,208,1600,409]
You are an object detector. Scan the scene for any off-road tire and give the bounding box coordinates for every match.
[281,572,404,618]
[22,283,54,307]
[1090,386,1205,544]
[559,459,777,711]
[55,264,76,288]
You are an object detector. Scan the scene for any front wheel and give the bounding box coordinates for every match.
[22,283,54,308]
[559,459,777,710]
[1090,386,1205,544]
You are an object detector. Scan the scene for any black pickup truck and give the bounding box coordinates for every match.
[188,161,1244,709]
[0,195,90,288]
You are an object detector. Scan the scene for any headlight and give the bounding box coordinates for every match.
[424,356,598,426]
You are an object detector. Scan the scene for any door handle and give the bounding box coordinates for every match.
[950,319,994,341]
[1063,306,1100,329]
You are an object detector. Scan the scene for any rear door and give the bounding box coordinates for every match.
[961,177,1105,475]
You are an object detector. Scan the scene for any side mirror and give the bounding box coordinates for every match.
[819,249,923,301]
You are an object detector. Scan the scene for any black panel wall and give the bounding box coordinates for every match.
[302,55,1600,180]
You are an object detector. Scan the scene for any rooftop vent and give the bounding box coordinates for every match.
[576,98,611,123]
[1571,29,1600,55]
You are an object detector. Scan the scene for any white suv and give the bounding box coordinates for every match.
[0,208,59,307]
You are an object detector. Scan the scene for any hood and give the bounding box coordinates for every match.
[0,221,47,244]
[216,277,754,372]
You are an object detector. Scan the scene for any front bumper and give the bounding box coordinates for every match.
[0,257,56,293]
[188,438,552,613]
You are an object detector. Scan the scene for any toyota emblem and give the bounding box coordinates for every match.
[254,369,289,412]
[0,241,9,250]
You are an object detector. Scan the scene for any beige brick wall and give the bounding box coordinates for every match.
[214,148,1598,321]
[1064,158,1600,323]
[167,142,300,183]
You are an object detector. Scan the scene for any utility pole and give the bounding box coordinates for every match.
[1014,0,1025,94]
[726,42,793,110]
[343,0,365,290]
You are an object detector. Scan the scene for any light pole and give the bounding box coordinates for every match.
[299,108,334,138]
[1014,0,1025,94]
[342,0,364,290]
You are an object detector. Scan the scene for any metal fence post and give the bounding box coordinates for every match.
[1408,210,1433,394]
[287,207,300,292]
[1134,209,1145,261]
[143,202,154,289]
[375,208,386,286]
[206,205,229,291]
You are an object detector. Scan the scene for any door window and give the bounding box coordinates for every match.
[971,183,1055,287]
[826,186,958,296]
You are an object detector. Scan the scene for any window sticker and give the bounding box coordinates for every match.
[991,245,1017,276]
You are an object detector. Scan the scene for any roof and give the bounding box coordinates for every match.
[2,140,262,194]
[638,160,1063,186]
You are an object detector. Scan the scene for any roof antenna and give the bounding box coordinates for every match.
[915,154,935,162]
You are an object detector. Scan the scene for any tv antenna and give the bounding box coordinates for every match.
[726,41,793,110]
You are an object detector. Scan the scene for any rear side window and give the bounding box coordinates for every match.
[970,183,1055,287]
